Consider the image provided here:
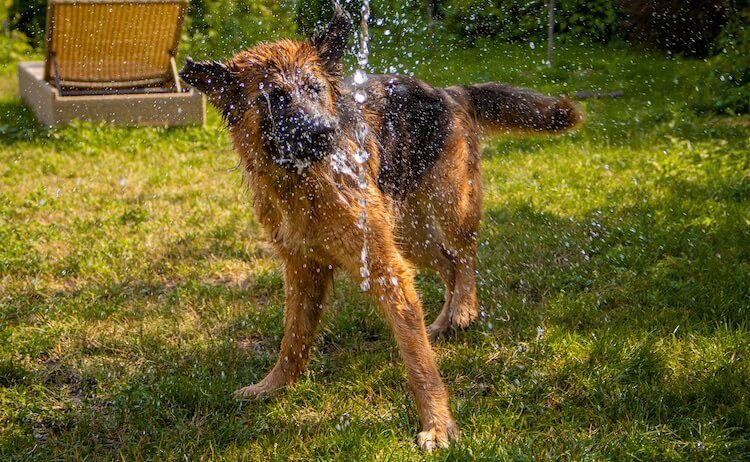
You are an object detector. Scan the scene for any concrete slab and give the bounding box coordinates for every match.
[18,61,205,127]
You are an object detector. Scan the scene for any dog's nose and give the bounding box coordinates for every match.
[291,114,333,139]
[308,121,334,137]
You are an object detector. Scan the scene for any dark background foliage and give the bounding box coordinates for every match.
[5,0,740,53]
[181,0,295,59]
[295,0,426,40]
[694,2,750,114]
[3,0,749,113]
[6,0,46,45]
[622,0,731,57]
[440,0,625,45]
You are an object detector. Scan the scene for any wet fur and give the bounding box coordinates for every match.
[180,3,581,451]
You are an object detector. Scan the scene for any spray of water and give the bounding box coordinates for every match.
[353,0,371,292]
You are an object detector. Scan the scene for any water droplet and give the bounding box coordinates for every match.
[353,69,367,85]
[354,149,369,164]
[354,124,368,144]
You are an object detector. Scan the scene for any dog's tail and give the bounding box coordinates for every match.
[447,83,583,135]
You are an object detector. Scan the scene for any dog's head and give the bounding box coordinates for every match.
[179,2,352,168]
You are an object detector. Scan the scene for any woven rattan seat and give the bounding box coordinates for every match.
[45,0,188,94]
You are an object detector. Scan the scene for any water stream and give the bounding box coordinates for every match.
[353,0,371,292]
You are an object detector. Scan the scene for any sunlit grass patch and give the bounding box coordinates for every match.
[2,36,749,460]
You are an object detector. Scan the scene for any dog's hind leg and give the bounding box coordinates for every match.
[446,240,479,329]
[424,241,478,339]
[417,244,459,341]
[425,251,456,341]
[397,213,457,341]
[233,256,332,399]
[424,127,482,338]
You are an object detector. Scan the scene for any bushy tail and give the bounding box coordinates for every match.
[447,83,583,135]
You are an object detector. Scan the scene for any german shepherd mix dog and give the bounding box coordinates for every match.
[180,3,581,451]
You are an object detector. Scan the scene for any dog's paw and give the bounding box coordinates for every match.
[232,382,282,400]
[451,304,478,330]
[417,420,460,452]
[427,319,451,342]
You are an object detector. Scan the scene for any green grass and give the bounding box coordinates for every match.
[1,33,749,460]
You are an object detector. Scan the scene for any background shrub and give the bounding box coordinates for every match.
[441,0,623,45]
[4,0,740,58]
[295,0,424,37]
[296,0,358,37]
[3,0,747,115]
[442,0,546,45]
[183,0,295,59]
[694,2,750,114]
[0,30,34,66]
[555,0,623,43]
[621,0,731,57]
[6,0,46,46]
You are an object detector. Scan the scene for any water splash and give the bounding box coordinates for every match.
[354,0,371,292]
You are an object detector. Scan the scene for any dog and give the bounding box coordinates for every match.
[180,3,581,451]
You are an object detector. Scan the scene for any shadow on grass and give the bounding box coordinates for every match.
[3,148,750,459]
[0,100,48,146]
[478,181,749,336]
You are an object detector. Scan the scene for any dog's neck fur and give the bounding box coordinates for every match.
[228,104,380,231]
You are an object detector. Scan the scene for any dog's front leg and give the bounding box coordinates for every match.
[234,256,333,399]
[367,247,460,451]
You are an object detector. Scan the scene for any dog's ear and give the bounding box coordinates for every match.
[310,1,352,77]
[180,58,243,122]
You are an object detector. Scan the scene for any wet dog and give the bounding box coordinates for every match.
[180,3,581,451]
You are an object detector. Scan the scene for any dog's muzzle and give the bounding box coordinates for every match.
[274,113,337,163]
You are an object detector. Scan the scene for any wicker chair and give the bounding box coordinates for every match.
[18,0,204,127]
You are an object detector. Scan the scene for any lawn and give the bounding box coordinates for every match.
[1,33,749,460]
